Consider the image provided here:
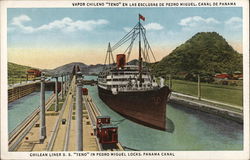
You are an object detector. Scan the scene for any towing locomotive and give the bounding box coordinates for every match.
[96,116,118,145]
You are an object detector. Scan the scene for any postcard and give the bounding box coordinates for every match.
[0,0,249,159]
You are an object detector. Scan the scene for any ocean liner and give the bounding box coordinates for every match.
[97,14,171,130]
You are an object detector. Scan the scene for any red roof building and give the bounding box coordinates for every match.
[27,69,41,80]
[214,73,230,79]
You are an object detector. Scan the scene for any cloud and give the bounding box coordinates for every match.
[11,15,34,33]
[10,15,109,33]
[178,16,220,32]
[144,23,164,30]
[12,14,31,26]
[225,17,242,30]
[179,16,220,27]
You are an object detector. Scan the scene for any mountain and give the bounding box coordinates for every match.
[153,32,243,77]
[88,64,105,74]
[127,59,139,65]
[46,62,88,75]
[45,62,109,75]
[45,59,141,76]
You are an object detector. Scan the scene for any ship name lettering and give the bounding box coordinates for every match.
[152,97,161,104]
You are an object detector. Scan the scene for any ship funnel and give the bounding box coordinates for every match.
[116,54,126,68]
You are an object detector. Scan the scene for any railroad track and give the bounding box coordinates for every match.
[87,96,101,116]
[46,76,75,151]
[83,95,124,151]
[8,94,55,151]
[83,95,103,151]
[46,93,69,151]
[63,101,74,151]
[84,95,101,125]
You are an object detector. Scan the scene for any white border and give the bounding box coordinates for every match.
[1,0,249,160]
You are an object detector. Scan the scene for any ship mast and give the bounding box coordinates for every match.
[108,14,156,76]
[104,42,115,66]
[138,14,144,87]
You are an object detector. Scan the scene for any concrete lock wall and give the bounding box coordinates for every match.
[8,84,37,103]
[8,82,61,103]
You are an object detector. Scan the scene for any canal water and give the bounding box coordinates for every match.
[8,91,53,134]
[85,76,243,151]
[7,76,243,150]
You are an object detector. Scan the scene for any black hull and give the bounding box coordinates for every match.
[98,86,171,131]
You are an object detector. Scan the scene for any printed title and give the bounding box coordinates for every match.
[30,152,175,157]
[72,2,237,7]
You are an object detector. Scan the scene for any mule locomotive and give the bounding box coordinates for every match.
[96,116,118,145]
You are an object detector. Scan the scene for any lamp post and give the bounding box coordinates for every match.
[198,74,201,100]
[61,74,64,99]
[40,73,46,142]
[54,76,59,112]
[76,72,83,150]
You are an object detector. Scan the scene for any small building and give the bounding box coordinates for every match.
[27,69,41,80]
[214,73,230,80]
[213,73,236,85]
[233,71,243,80]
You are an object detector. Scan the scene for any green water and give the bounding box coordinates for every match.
[84,75,98,80]
[86,85,243,151]
[8,91,53,134]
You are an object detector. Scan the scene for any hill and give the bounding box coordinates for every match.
[8,62,33,78]
[46,62,88,75]
[153,32,243,77]
[46,59,140,75]
[45,62,106,75]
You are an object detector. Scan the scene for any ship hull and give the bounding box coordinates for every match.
[98,86,171,131]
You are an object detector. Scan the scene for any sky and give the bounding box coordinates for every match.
[7,7,243,69]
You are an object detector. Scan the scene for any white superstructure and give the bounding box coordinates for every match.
[98,65,159,94]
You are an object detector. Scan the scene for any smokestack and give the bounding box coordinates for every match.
[116,54,126,68]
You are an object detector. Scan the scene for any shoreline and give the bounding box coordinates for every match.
[169,92,243,123]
